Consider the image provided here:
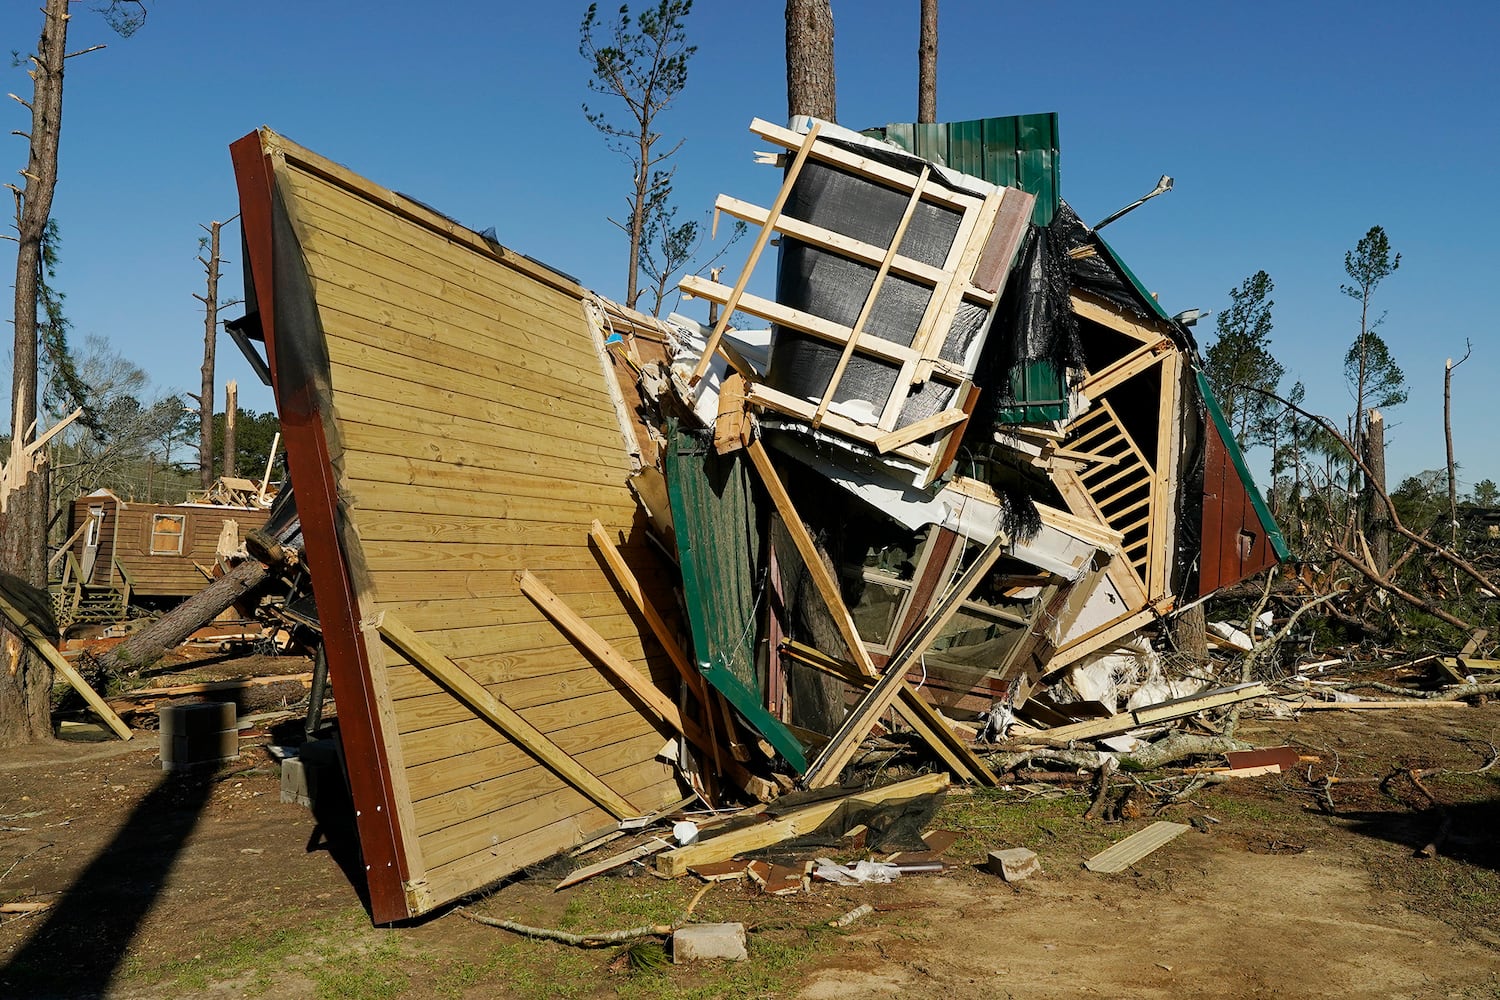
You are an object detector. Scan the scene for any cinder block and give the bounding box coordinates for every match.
[672,922,747,963]
[281,756,311,807]
[986,847,1040,882]
[158,701,236,737]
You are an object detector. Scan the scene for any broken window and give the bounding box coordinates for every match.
[150,514,186,555]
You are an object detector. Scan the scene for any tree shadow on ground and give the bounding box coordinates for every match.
[1340,796,1500,871]
[0,769,214,1000]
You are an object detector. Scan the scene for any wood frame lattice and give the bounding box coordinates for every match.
[686,118,1034,486]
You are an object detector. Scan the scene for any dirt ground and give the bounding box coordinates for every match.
[2,654,1497,1000]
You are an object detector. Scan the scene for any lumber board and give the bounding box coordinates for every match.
[556,837,674,890]
[282,168,598,353]
[874,407,968,453]
[689,121,822,384]
[1289,698,1474,711]
[411,731,668,838]
[655,773,949,876]
[1084,821,1190,873]
[713,193,949,288]
[516,570,712,754]
[404,713,660,800]
[749,118,980,211]
[1028,683,1272,744]
[1070,291,1173,345]
[377,613,637,821]
[417,755,672,870]
[0,593,131,740]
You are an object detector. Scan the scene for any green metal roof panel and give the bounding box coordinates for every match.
[870,113,1059,226]
[1094,232,1174,324]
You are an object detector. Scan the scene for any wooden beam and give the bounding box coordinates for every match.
[745,440,993,786]
[873,407,969,454]
[1070,291,1173,345]
[812,165,932,428]
[800,533,1009,787]
[1024,682,1272,745]
[689,122,823,385]
[655,772,948,876]
[0,592,131,741]
[375,611,636,821]
[587,520,724,778]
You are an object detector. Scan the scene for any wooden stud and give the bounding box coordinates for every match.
[0,593,132,741]
[375,612,636,820]
[873,407,969,454]
[800,533,1008,787]
[689,122,823,385]
[587,519,725,780]
[655,773,948,876]
[811,164,932,429]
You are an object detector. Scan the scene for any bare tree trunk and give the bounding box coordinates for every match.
[224,380,238,480]
[1168,603,1207,663]
[917,0,937,123]
[786,0,837,122]
[1444,355,1461,551]
[0,0,71,747]
[195,219,226,489]
[92,558,269,676]
[1362,408,1389,575]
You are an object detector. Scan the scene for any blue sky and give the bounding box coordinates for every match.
[5,0,1498,491]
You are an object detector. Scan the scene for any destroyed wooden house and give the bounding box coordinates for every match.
[227,111,1284,922]
[53,487,271,625]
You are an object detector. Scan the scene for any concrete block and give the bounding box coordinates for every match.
[672,922,747,963]
[281,756,311,807]
[986,847,1040,882]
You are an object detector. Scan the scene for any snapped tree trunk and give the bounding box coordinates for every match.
[917,0,937,123]
[224,380,238,480]
[197,218,225,489]
[786,0,837,122]
[1168,602,1207,663]
[92,558,270,676]
[0,0,71,747]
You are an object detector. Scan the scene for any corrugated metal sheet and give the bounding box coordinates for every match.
[872,113,1060,226]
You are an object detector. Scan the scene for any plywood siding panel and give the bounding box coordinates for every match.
[244,130,685,920]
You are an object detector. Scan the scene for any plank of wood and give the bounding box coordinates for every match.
[1084,821,1190,873]
[1028,683,1272,745]
[555,837,674,890]
[746,441,992,787]
[0,592,131,741]
[375,612,636,820]
[587,520,720,771]
[1443,656,1500,672]
[109,672,313,702]
[655,773,949,876]
[1290,698,1473,711]
[800,532,1009,788]
[689,121,822,385]
[873,408,969,454]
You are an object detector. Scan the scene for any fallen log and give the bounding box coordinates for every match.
[89,558,271,676]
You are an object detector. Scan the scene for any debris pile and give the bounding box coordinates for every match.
[222,112,1303,922]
